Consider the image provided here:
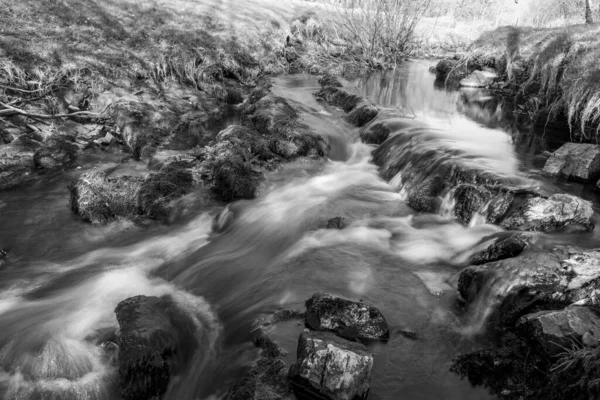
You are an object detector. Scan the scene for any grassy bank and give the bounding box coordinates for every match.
[459,24,600,140]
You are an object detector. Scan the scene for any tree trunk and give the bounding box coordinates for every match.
[586,0,594,24]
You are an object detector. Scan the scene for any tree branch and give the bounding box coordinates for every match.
[0,101,101,119]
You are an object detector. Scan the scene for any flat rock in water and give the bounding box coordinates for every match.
[305,293,389,340]
[543,143,600,182]
[288,330,373,400]
[459,247,600,322]
[518,306,600,356]
[459,70,498,88]
[114,295,196,400]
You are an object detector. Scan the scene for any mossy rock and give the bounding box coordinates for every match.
[69,170,143,224]
[138,161,194,219]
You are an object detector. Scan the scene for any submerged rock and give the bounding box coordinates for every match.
[305,293,389,340]
[407,175,445,213]
[453,184,491,224]
[326,216,346,229]
[227,357,289,400]
[359,117,427,145]
[517,306,600,356]
[345,104,378,127]
[288,330,373,400]
[115,295,196,400]
[470,234,531,265]
[315,86,362,113]
[543,143,600,182]
[459,70,498,88]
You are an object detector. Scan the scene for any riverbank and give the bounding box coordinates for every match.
[433,24,600,141]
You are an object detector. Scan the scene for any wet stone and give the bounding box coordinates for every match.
[288,330,373,400]
[305,292,389,340]
[470,234,531,265]
[543,143,600,182]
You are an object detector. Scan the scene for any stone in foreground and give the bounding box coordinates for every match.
[543,143,600,182]
[289,330,373,400]
[115,295,196,400]
[517,306,600,357]
[305,293,389,340]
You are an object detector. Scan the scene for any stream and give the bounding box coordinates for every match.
[0,60,598,400]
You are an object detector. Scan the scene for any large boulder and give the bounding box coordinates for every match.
[305,293,389,340]
[115,295,197,400]
[517,306,600,356]
[459,247,600,325]
[69,170,142,224]
[543,143,600,182]
[459,70,498,88]
[288,330,373,400]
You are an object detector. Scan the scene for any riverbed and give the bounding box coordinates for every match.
[0,60,597,399]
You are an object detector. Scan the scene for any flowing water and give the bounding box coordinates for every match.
[0,60,598,400]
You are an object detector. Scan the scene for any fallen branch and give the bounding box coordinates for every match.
[0,101,101,119]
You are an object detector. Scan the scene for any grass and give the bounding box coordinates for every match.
[463,24,600,140]
[0,0,321,96]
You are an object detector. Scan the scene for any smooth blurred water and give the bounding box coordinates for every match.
[0,60,597,400]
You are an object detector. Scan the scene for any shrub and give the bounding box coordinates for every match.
[326,0,431,66]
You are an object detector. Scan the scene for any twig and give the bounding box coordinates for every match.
[0,101,101,119]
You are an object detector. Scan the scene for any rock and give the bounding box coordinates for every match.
[318,75,343,88]
[33,136,78,169]
[0,145,34,190]
[326,217,345,229]
[453,184,491,224]
[305,293,389,340]
[499,193,594,232]
[115,295,196,400]
[582,331,600,348]
[459,70,498,88]
[543,143,600,182]
[314,86,362,113]
[459,248,600,325]
[470,234,531,265]
[518,306,600,357]
[345,105,378,127]
[227,357,290,400]
[407,175,445,212]
[11,132,44,151]
[242,94,328,159]
[225,88,244,105]
[434,58,459,80]
[288,330,373,400]
[69,170,142,224]
[137,161,194,219]
[197,139,265,201]
[359,117,427,145]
